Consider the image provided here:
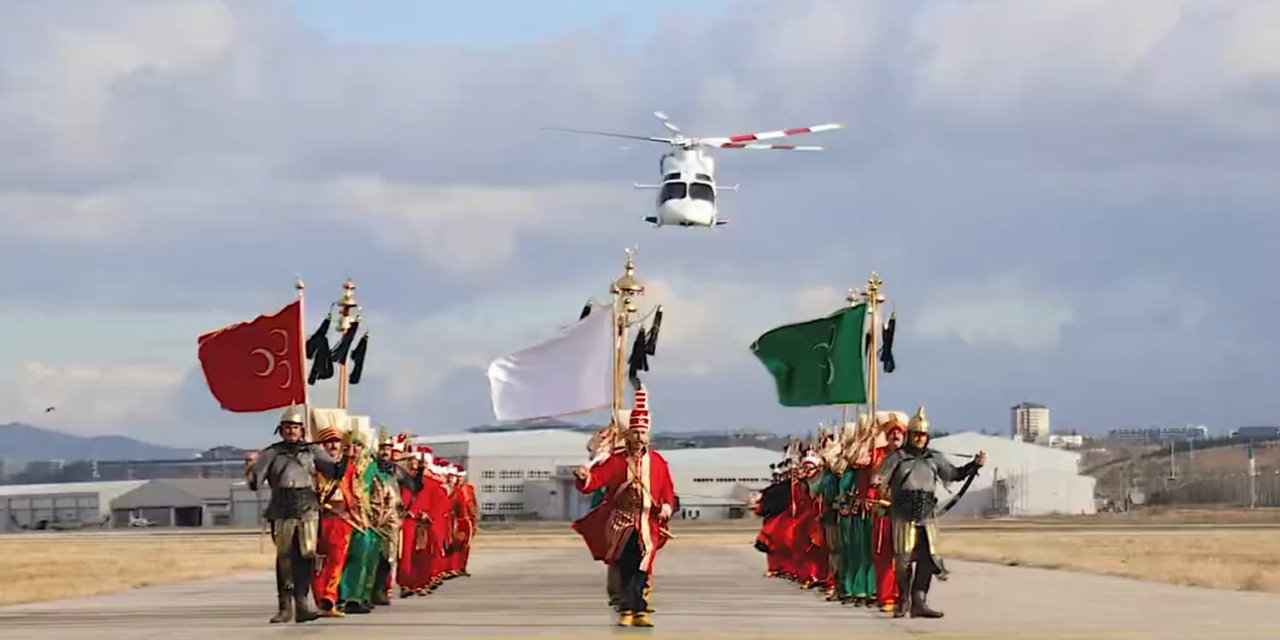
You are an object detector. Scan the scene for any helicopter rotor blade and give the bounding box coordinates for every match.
[698,123,843,148]
[711,143,826,151]
[541,127,673,144]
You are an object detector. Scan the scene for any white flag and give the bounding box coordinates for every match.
[487,305,614,422]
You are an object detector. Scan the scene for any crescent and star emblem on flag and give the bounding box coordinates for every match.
[811,340,835,384]
[250,328,293,389]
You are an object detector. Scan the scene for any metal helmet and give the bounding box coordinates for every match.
[280,404,305,425]
[908,406,930,434]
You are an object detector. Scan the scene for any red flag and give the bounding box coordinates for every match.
[197,299,306,412]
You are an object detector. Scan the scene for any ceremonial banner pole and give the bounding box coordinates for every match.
[296,277,310,439]
[863,272,884,421]
[610,248,645,425]
[841,287,862,429]
[333,279,361,409]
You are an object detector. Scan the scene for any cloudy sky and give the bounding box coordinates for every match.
[2,0,1278,448]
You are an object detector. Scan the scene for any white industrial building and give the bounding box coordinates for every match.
[110,478,238,527]
[527,444,783,521]
[416,429,594,520]
[414,429,785,521]
[659,447,779,520]
[0,479,245,531]
[0,480,146,532]
[930,432,1096,517]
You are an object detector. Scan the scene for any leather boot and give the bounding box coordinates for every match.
[893,565,912,618]
[910,590,943,618]
[292,556,321,623]
[270,557,293,623]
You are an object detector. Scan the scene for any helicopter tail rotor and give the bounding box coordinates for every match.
[654,111,681,134]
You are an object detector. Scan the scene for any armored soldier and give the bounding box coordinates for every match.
[245,404,340,624]
[872,407,984,619]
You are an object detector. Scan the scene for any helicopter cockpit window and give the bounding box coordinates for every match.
[659,182,687,202]
[663,172,681,181]
[695,173,712,181]
[689,182,714,202]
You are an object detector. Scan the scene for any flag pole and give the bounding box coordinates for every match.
[296,277,310,441]
[610,248,645,430]
[865,272,885,422]
[841,287,862,428]
[334,279,361,409]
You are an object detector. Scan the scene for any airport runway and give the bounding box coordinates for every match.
[0,542,1275,639]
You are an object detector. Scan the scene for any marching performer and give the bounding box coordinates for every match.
[367,429,404,607]
[573,384,676,628]
[870,413,906,613]
[397,446,430,597]
[815,428,844,602]
[244,404,339,624]
[792,452,828,590]
[833,424,862,604]
[422,455,453,592]
[844,416,879,606]
[752,461,790,579]
[312,424,362,617]
[872,407,985,618]
[583,416,628,608]
[336,428,377,614]
[452,466,478,577]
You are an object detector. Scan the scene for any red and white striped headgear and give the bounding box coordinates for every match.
[629,384,650,432]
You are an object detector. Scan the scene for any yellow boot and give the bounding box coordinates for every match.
[631,612,654,627]
[617,610,635,627]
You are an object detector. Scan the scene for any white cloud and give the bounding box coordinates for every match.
[328,176,624,273]
[913,274,1077,351]
[0,361,185,433]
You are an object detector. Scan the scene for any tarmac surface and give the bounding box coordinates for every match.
[0,541,1276,639]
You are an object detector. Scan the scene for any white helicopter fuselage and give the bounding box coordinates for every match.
[647,148,722,227]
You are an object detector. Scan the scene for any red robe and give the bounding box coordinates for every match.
[572,449,676,573]
[869,445,898,607]
[453,483,478,572]
[770,476,801,577]
[408,473,450,585]
[397,478,431,590]
[790,476,828,584]
[313,458,361,607]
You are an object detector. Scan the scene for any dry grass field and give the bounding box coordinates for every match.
[943,529,1280,593]
[0,533,275,606]
[2,512,1278,606]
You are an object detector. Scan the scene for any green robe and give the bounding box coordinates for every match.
[339,460,379,605]
[838,468,875,598]
[363,462,397,596]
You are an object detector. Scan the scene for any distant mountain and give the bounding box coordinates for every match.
[0,423,198,461]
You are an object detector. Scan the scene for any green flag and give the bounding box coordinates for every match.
[749,304,868,407]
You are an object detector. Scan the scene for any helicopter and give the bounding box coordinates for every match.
[546,112,842,228]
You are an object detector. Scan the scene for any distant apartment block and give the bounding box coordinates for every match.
[1108,425,1209,443]
[1011,402,1050,443]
